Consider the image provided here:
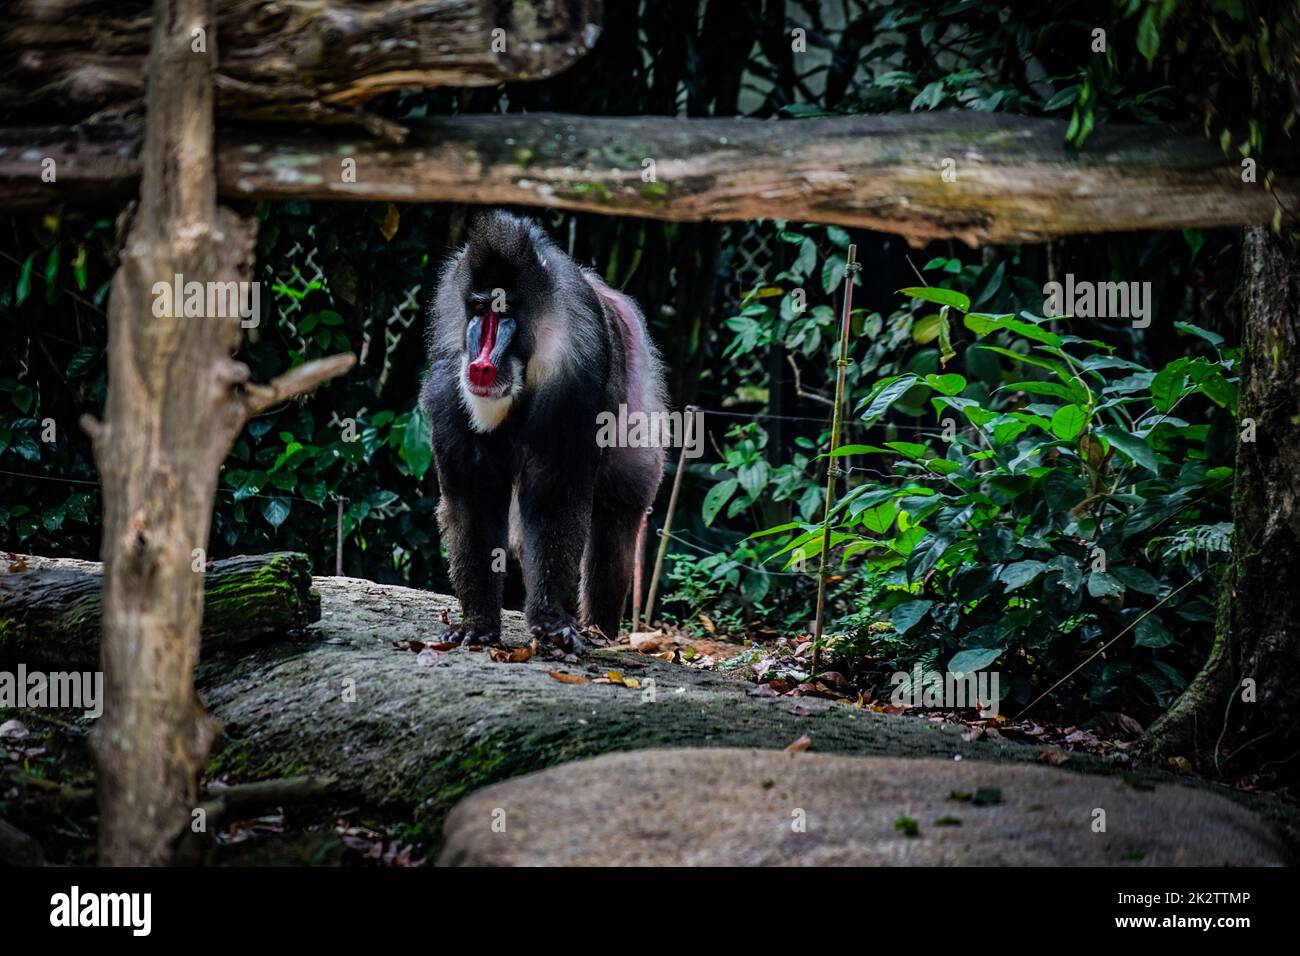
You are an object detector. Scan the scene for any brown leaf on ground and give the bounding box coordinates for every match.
[1117,713,1145,736]
[784,734,812,753]
[489,640,539,664]
[547,670,589,685]
[1038,746,1070,765]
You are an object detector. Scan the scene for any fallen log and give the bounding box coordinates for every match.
[0,551,320,670]
[1,0,601,137]
[1,112,1292,244]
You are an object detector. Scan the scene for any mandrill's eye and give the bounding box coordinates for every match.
[470,299,488,316]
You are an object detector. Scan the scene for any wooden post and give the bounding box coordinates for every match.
[643,406,695,629]
[335,496,348,577]
[811,246,859,672]
[82,0,354,865]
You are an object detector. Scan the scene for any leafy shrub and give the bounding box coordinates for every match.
[751,287,1236,719]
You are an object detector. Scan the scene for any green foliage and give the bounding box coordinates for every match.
[748,283,1236,718]
[0,201,447,586]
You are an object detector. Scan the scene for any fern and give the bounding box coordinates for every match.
[1150,522,1233,563]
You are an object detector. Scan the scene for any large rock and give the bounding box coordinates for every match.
[198,577,1298,854]
[439,748,1292,866]
[198,577,1077,831]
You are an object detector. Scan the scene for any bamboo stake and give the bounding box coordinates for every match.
[811,246,860,672]
[644,406,696,628]
[630,509,648,632]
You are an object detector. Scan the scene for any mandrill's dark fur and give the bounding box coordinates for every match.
[420,212,666,653]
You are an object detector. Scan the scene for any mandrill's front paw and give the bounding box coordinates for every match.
[442,622,501,648]
[529,617,587,656]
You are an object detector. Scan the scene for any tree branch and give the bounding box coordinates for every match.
[242,353,357,416]
[2,113,1292,244]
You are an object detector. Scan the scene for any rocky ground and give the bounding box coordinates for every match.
[195,576,1298,866]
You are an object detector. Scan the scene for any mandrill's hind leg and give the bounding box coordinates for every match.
[582,446,662,642]
[580,501,644,643]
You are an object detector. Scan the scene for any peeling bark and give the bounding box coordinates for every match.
[2,0,602,137]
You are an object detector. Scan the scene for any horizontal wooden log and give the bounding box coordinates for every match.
[1,0,601,138]
[0,112,1291,244]
[0,551,321,671]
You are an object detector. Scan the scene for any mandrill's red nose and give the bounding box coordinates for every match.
[468,313,499,388]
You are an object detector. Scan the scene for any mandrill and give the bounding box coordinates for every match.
[420,212,666,654]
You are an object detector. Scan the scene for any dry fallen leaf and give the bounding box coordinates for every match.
[489,640,538,664]
[1117,713,1145,736]
[1038,746,1070,766]
[785,734,812,753]
[547,670,589,684]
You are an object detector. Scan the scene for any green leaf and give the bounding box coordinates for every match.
[884,441,927,461]
[899,287,970,312]
[1087,572,1125,598]
[737,460,769,499]
[1000,560,1049,591]
[829,443,893,457]
[1150,358,1189,413]
[948,647,1001,675]
[1134,614,1173,648]
[65,346,99,378]
[1112,566,1159,594]
[400,405,433,479]
[891,599,933,636]
[15,252,35,305]
[964,312,1061,346]
[924,373,967,396]
[1137,4,1161,65]
[1095,425,1159,474]
[860,501,898,535]
[1005,381,1086,403]
[261,496,292,530]
[702,478,738,526]
[1050,405,1089,440]
[858,374,919,422]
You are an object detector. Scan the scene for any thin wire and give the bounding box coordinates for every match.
[697,405,935,431]
[656,526,815,577]
[0,467,327,505]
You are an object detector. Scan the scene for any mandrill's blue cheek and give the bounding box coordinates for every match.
[466,316,483,357]
[490,317,517,367]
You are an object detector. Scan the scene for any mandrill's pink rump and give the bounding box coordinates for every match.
[585,274,649,413]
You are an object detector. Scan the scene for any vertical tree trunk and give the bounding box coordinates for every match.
[1143,228,1300,785]
[86,0,353,864]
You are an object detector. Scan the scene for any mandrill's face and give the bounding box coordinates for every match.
[463,288,518,400]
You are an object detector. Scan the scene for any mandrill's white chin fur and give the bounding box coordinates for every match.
[458,356,524,433]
